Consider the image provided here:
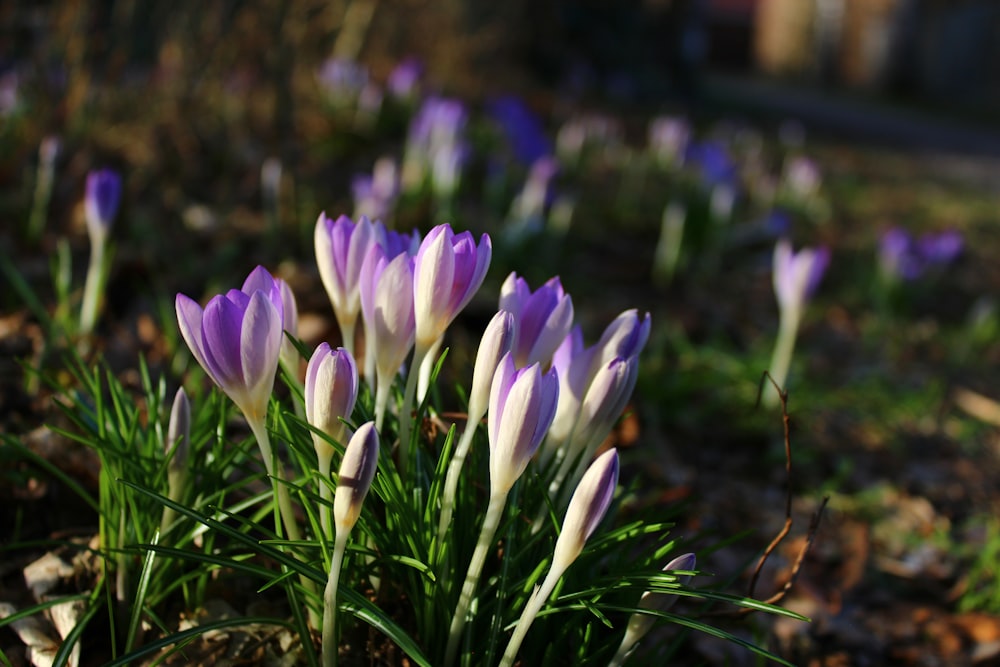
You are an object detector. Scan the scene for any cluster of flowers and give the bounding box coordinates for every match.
[172,213,684,665]
[879,226,963,283]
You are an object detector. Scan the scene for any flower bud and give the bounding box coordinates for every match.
[552,448,618,573]
[333,421,380,535]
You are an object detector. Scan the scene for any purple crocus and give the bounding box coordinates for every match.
[552,448,619,571]
[498,272,574,369]
[315,213,377,355]
[488,352,559,496]
[305,343,359,450]
[386,56,422,99]
[413,223,492,349]
[359,243,416,426]
[487,95,552,166]
[176,266,285,423]
[85,168,122,240]
[333,421,380,535]
[773,238,829,316]
[879,227,923,281]
[352,157,400,223]
[918,229,963,266]
[647,115,691,169]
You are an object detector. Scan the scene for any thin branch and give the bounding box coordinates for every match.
[705,372,827,618]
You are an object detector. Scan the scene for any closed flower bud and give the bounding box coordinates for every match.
[305,343,359,449]
[166,387,190,474]
[488,353,558,496]
[552,448,619,573]
[413,223,491,349]
[467,310,515,427]
[333,421,380,535]
[499,272,574,369]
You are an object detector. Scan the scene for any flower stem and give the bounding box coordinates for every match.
[315,438,334,538]
[445,490,507,666]
[436,423,476,548]
[80,241,106,336]
[764,311,800,407]
[322,530,350,667]
[397,341,428,477]
[499,564,565,667]
[246,415,320,629]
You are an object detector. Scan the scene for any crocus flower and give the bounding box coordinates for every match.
[487,95,551,166]
[647,116,691,169]
[315,213,377,356]
[413,223,492,350]
[446,351,559,666]
[333,421,380,535]
[176,265,306,557]
[352,157,400,223]
[305,343,359,454]
[386,56,422,100]
[610,553,697,667]
[276,277,300,376]
[324,420,380,666]
[437,309,516,544]
[773,238,829,318]
[918,229,963,266]
[161,387,191,535]
[176,266,285,424]
[499,272,574,369]
[879,227,922,281]
[499,449,620,667]
[79,168,122,336]
[506,156,560,240]
[782,155,822,199]
[488,352,559,496]
[767,239,829,406]
[84,168,122,242]
[316,57,369,108]
[553,448,619,571]
[359,243,416,428]
[403,96,468,194]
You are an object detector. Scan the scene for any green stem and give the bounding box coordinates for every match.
[246,415,320,629]
[445,490,508,666]
[322,531,350,667]
[397,341,428,478]
[499,563,565,667]
[80,241,106,336]
[315,438,334,538]
[764,311,800,407]
[436,422,476,548]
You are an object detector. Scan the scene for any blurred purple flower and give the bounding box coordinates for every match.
[317,57,369,101]
[387,56,422,99]
[879,227,962,282]
[773,239,829,315]
[352,157,400,222]
[685,141,738,190]
[488,95,551,166]
[85,168,122,240]
[918,229,963,265]
[648,116,691,168]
